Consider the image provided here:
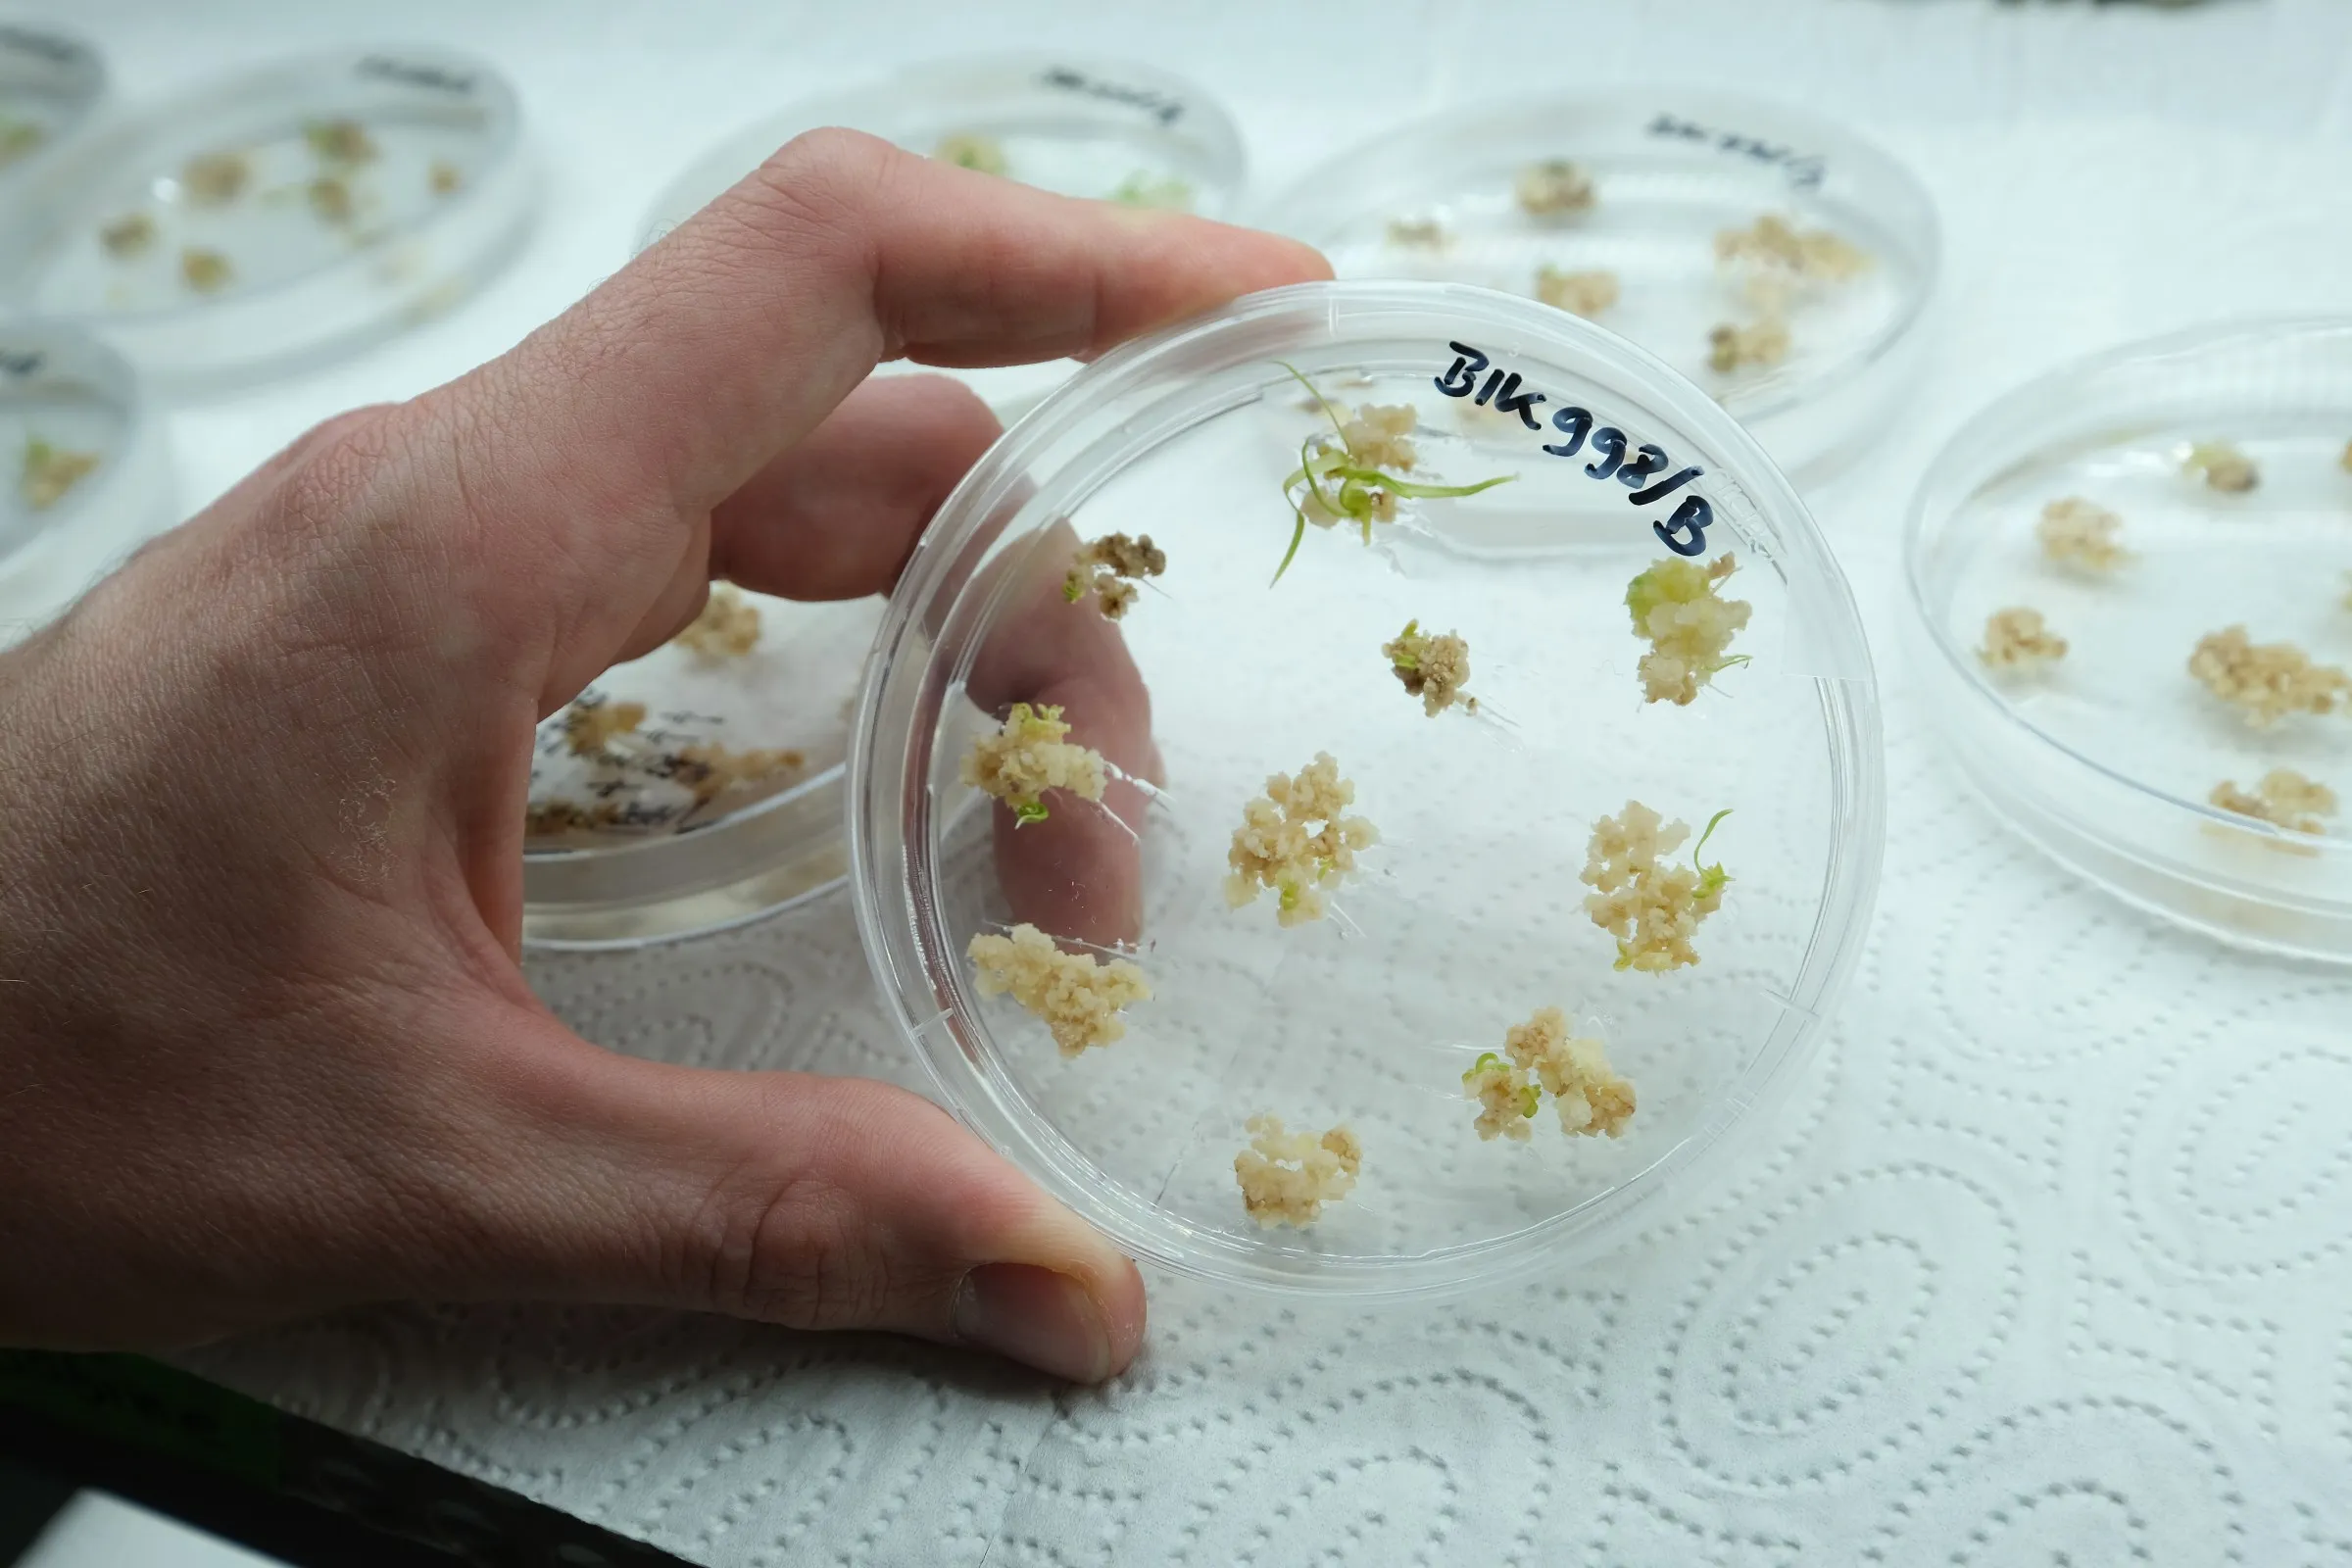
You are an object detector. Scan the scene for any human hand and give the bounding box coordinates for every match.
[0,128,1326,1381]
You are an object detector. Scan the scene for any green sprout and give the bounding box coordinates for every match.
[20,436,100,512]
[1624,554,1752,703]
[1460,1052,1538,1118]
[1271,364,1514,586]
[1060,576,1085,603]
[1109,171,1193,210]
[1691,808,1734,899]
[303,118,377,166]
[1013,799,1051,828]
[0,115,42,170]
[1389,619,1423,672]
[933,132,1007,176]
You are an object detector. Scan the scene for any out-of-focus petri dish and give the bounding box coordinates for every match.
[520,589,885,949]
[0,20,104,182]
[0,47,532,390]
[0,314,173,639]
[636,52,1248,418]
[1260,91,1937,482]
[852,280,1884,1296]
[1908,318,2352,964]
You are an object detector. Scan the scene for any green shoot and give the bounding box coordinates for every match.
[1692,808,1734,897]
[1280,361,1349,435]
[1013,800,1051,827]
[1389,619,1423,672]
[1518,1084,1542,1118]
[1267,363,1516,585]
[1109,171,1193,209]
[0,116,39,168]
[1462,1051,1504,1084]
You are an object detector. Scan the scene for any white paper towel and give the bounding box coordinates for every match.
[38,0,2349,1558]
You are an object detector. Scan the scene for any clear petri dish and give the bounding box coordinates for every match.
[0,313,173,640]
[520,590,884,949]
[0,20,105,181]
[1906,318,2352,964]
[635,52,1249,417]
[0,47,533,390]
[852,280,1883,1296]
[1258,90,1937,482]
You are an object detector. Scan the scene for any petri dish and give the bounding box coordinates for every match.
[851,279,1884,1296]
[0,19,105,181]
[1258,90,1937,482]
[0,314,173,640]
[1907,318,2352,964]
[0,47,533,390]
[636,52,1248,417]
[520,590,884,949]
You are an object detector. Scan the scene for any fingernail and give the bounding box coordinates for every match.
[954,1263,1112,1383]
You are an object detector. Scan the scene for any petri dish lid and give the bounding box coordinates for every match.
[0,312,174,639]
[0,47,534,391]
[1906,318,2352,964]
[1258,89,1938,482]
[520,589,885,949]
[851,279,1884,1296]
[636,52,1248,416]
[0,19,106,181]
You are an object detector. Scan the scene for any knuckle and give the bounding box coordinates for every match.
[717,126,901,268]
[686,1155,894,1330]
[758,125,897,210]
[674,1080,967,1333]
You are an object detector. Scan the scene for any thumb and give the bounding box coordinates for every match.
[479,1027,1146,1383]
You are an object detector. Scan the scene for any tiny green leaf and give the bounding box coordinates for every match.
[1012,800,1051,827]
[1277,361,1351,448]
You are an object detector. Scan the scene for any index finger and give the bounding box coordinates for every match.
[475,128,1329,521]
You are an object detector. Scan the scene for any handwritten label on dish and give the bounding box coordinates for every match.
[0,25,83,66]
[1645,112,1825,191]
[357,56,477,95]
[1037,66,1185,127]
[1435,340,1717,557]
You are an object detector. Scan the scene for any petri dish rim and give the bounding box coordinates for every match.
[518,588,889,952]
[634,48,1250,254]
[1902,315,2352,957]
[0,18,109,171]
[851,278,1886,1298]
[518,757,855,951]
[0,310,173,624]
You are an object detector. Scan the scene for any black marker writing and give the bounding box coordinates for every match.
[1437,341,1718,556]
